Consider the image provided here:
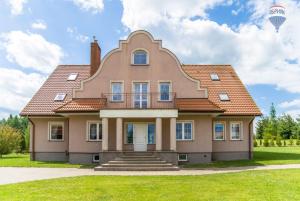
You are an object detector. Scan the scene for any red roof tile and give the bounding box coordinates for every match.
[176,98,224,113]
[54,98,106,112]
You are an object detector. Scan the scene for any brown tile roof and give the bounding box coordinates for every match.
[54,98,106,113]
[20,65,91,116]
[176,98,224,113]
[182,65,261,116]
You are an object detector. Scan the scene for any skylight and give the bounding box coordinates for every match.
[219,93,230,101]
[67,73,78,81]
[210,73,220,81]
[54,93,66,101]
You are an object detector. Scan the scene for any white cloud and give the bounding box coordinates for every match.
[0,67,45,113]
[0,111,10,120]
[120,0,300,94]
[279,99,300,109]
[31,20,47,30]
[7,0,28,15]
[72,0,104,14]
[67,27,89,43]
[0,31,63,73]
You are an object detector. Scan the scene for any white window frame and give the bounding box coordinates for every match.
[86,121,102,141]
[219,93,230,101]
[158,81,172,101]
[132,81,150,108]
[230,121,243,141]
[110,81,124,102]
[54,93,66,101]
[210,73,220,81]
[48,121,64,141]
[131,49,149,65]
[213,121,226,141]
[178,154,188,162]
[67,73,78,81]
[176,120,194,141]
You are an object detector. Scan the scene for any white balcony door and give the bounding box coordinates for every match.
[133,82,148,109]
[133,124,147,151]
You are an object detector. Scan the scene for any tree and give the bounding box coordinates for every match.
[0,125,22,157]
[276,134,282,147]
[269,103,278,137]
[24,126,30,151]
[278,114,296,139]
[256,117,269,139]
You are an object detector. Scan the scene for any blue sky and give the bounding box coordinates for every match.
[0,0,300,119]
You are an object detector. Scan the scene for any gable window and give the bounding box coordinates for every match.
[87,121,102,141]
[111,82,123,102]
[230,122,242,140]
[48,122,64,141]
[219,93,230,101]
[148,123,155,144]
[176,121,193,141]
[210,73,220,81]
[214,122,225,140]
[54,93,66,101]
[133,50,148,65]
[67,73,78,81]
[159,82,171,101]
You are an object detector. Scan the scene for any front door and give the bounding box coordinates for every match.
[133,82,148,108]
[133,124,147,151]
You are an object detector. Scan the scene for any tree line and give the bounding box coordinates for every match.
[256,103,300,146]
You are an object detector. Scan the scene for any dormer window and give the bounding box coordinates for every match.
[219,93,230,101]
[67,73,78,81]
[132,50,148,65]
[210,73,220,81]
[54,93,66,101]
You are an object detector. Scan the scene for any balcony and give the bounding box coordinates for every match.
[101,92,176,109]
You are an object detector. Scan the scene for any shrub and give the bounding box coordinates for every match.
[296,139,300,146]
[270,137,275,146]
[0,125,22,157]
[276,135,282,147]
[289,136,294,146]
[259,139,262,146]
[254,140,258,147]
[283,140,286,146]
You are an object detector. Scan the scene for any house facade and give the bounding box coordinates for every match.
[21,30,261,166]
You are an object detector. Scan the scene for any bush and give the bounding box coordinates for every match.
[296,139,300,146]
[283,140,286,146]
[270,138,275,146]
[254,140,258,147]
[289,137,294,146]
[0,125,22,157]
[276,135,282,147]
[259,139,262,146]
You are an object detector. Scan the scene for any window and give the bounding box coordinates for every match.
[148,123,155,144]
[92,154,100,163]
[48,122,64,141]
[111,82,123,101]
[54,93,66,101]
[67,73,78,81]
[178,154,188,161]
[159,82,171,101]
[133,50,148,65]
[176,121,193,140]
[230,122,242,140]
[219,93,230,101]
[210,73,220,81]
[214,122,225,140]
[87,121,102,141]
[126,123,134,144]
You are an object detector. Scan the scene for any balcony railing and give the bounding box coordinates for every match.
[101,92,176,109]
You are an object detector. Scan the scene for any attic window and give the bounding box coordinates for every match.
[210,73,220,81]
[54,93,66,101]
[219,93,230,101]
[67,73,78,81]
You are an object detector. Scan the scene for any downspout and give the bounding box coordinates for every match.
[248,117,255,160]
[28,117,35,161]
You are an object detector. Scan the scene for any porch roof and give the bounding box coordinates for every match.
[54,98,106,113]
[175,98,224,113]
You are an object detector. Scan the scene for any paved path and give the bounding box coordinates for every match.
[1,164,300,185]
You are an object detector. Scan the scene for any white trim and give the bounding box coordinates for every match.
[100,109,178,118]
[230,121,243,140]
[132,81,150,108]
[86,120,102,141]
[110,80,124,102]
[131,48,149,65]
[73,30,208,98]
[157,80,172,101]
[178,153,188,161]
[48,121,64,141]
[176,120,194,141]
[213,121,226,141]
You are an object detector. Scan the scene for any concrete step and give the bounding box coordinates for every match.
[122,152,154,156]
[114,157,161,161]
[94,166,180,171]
[108,160,167,164]
[102,163,174,167]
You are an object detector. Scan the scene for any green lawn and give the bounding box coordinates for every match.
[184,146,300,168]
[0,153,93,168]
[0,169,300,201]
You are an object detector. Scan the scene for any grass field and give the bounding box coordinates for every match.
[184,146,300,168]
[0,154,93,168]
[0,169,300,201]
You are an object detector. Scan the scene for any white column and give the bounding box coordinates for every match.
[156,117,162,151]
[170,117,177,151]
[116,118,123,151]
[102,118,108,151]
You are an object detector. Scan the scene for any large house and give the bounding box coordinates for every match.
[21,30,261,170]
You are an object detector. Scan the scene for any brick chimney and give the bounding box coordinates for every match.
[90,36,101,76]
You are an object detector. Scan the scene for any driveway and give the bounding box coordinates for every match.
[1,164,300,185]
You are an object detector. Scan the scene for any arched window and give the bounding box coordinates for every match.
[132,50,148,65]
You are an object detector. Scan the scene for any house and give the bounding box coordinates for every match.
[21,30,261,169]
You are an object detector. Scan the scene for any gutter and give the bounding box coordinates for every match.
[248,117,255,160]
[28,117,35,161]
